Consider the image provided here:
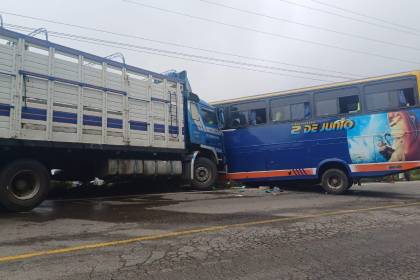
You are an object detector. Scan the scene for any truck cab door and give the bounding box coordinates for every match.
[198,105,223,151]
[188,101,204,144]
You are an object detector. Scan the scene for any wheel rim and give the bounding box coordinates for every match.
[195,166,211,183]
[327,175,343,190]
[8,170,40,200]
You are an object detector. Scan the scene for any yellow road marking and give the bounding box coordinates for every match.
[1,201,419,263]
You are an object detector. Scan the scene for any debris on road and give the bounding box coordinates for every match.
[90,178,106,186]
[272,187,283,194]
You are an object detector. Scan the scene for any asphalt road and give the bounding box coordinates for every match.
[0,182,420,280]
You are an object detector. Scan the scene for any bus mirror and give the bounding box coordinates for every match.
[217,108,225,129]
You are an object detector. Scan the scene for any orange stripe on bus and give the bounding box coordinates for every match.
[351,161,420,172]
[226,168,315,180]
[226,161,420,181]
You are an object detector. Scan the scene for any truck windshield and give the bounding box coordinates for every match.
[201,109,218,126]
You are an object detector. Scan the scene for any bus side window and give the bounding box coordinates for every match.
[339,95,360,114]
[365,91,390,111]
[249,108,267,125]
[271,104,290,122]
[365,88,415,111]
[315,99,337,117]
[291,102,311,120]
[271,96,311,122]
[365,78,417,112]
[230,109,247,128]
[398,88,415,108]
[229,101,268,128]
[315,87,359,117]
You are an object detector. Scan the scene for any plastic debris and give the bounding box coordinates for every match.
[90,177,105,186]
[238,185,247,192]
[71,181,83,188]
[273,187,283,193]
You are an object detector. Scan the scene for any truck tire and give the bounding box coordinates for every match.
[321,168,350,195]
[192,157,217,190]
[0,160,50,212]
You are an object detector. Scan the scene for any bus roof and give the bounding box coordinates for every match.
[210,70,420,105]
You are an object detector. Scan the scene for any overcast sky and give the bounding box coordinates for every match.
[1,0,420,102]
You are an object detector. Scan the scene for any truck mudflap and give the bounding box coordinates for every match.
[181,151,199,184]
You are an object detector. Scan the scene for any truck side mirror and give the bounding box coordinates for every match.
[188,93,200,103]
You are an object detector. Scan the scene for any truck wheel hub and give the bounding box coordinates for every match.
[195,167,210,182]
[9,171,40,200]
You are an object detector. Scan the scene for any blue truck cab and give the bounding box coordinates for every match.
[167,71,225,189]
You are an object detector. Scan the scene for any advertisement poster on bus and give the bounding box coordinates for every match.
[347,109,420,164]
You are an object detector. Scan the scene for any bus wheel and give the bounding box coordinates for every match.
[192,157,217,190]
[321,168,350,195]
[0,160,50,212]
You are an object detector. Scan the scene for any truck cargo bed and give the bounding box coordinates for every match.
[0,28,184,151]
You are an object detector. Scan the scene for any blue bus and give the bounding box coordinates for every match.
[213,71,420,194]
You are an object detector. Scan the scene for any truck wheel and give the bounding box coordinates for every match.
[321,168,350,195]
[0,160,50,212]
[192,157,217,190]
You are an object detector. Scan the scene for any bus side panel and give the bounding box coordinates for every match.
[224,108,420,182]
[223,119,351,181]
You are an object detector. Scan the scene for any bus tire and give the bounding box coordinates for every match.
[321,168,350,195]
[0,159,50,212]
[192,157,217,190]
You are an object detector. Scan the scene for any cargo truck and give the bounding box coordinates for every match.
[0,27,224,212]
